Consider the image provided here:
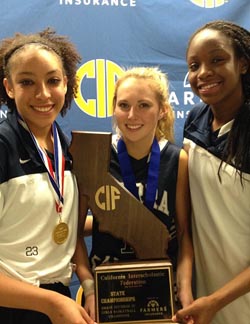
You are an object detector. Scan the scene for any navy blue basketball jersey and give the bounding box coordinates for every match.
[89,136,181,271]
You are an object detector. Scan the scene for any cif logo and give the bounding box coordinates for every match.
[95,185,121,211]
[190,0,228,8]
[75,59,124,117]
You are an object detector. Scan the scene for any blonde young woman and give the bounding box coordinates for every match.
[77,67,194,320]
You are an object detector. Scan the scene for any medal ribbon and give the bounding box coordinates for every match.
[18,115,65,213]
[117,137,160,210]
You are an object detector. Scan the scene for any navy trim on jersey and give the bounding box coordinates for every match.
[184,103,229,161]
[0,109,78,287]
[89,139,181,271]
[0,109,72,184]
[184,104,250,324]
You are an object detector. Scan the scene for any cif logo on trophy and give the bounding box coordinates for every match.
[95,185,120,211]
[70,132,174,323]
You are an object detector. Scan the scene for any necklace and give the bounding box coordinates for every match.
[18,115,68,244]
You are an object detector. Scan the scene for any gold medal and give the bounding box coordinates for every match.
[53,222,69,244]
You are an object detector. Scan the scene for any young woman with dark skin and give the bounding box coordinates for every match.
[173,20,250,324]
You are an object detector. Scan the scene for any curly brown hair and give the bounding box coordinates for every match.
[0,28,81,116]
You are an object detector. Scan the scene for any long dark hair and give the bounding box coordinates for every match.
[188,20,250,183]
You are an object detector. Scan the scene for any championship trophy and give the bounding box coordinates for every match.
[70,131,175,323]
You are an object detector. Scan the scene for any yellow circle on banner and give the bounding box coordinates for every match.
[190,0,226,8]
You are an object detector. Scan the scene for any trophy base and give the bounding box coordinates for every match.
[94,259,175,324]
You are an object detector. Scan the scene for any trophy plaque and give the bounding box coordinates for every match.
[70,131,176,323]
[95,260,174,324]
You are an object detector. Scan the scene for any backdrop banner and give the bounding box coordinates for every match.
[1,0,250,299]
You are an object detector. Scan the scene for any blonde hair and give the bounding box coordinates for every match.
[112,66,175,142]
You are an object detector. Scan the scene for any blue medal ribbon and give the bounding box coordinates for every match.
[18,114,65,212]
[117,137,160,210]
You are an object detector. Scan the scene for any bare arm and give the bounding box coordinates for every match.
[175,149,194,308]
[173,147,250,323]
[84,214,93,237]
[72,194,96,321]
[173,267,250,324]
[0,273,94,324]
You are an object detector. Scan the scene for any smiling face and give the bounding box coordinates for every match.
[187,28,246,114]
[4,44,67,136]
[113,77,164,156]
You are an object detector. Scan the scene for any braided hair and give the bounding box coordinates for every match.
[0,28,81,116]
[188,20,250,183]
